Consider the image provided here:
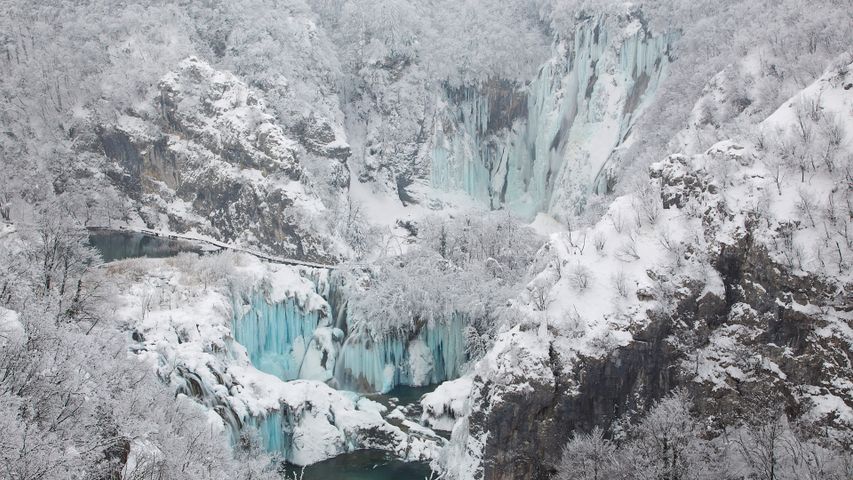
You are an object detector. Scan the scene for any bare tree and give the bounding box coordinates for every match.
[612,270,630,298]
[593,232,607,255]
[555,427,616,480]
[632,389,697,480]
[763,153,786,196]
[616,229,641,262]
[569,263,592,292]
[795,189,818,228]
[735,407,787,480]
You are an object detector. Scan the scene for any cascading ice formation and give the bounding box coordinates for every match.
[115,256,450,466]
[231,270,342,383]
[232,293,327,380]
[246,410,289,455]
[335,313,467,393]
[431,88,502,208]
[231,268,467,394]
[431,14,677,222]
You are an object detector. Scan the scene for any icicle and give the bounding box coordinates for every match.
[231,291,330,381]
[334,314,467,393]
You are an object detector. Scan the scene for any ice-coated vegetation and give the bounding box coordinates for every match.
[0,212,284,479]
[554,390,853,480]
[345,212,540,339]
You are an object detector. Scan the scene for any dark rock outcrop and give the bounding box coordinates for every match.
[459,146,852,479]
[96,58,345,262]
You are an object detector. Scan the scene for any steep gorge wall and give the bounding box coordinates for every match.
[447,147,853,479]
[473,238,850,480]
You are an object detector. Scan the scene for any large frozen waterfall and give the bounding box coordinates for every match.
[431,14,676,221]
[231,269,341,383]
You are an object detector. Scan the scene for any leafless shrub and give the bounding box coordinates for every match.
[822,191,840,226]
[616,230,641,262]
[795,189,818,228]
[752,129,768,151]
[529,282,551,311]
[569,263,592,292]
[612,270,630,298]
[794,95,822,141]
[763,151,786,196]
[834,240,846,271]
[658,229,687,268]
[838,220,852,249]
[632,179,662,225]
[683,197,703,218]
[819,114,846,172]
[782,241,806,271]
[610,210,625,234]
[593,232,607,254]
[815,242,826,268]
[140,293,154,320]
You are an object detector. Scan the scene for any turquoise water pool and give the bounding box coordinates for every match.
[88,231,203,262]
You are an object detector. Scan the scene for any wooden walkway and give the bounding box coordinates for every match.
[87,226,338,269]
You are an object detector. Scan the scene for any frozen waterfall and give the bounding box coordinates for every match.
[335,313,467,393]
[224,266,467,462]
[232,292,332,381]
[231,273,467,394]
[431,15,677,222]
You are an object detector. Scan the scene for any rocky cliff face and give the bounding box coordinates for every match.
[81,10,675,261]
[460,234,850,479]
[96,57,349,262]
[439,64,853,478]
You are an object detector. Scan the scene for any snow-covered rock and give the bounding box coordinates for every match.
[421,377,474,432]
[99,57,346,262]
